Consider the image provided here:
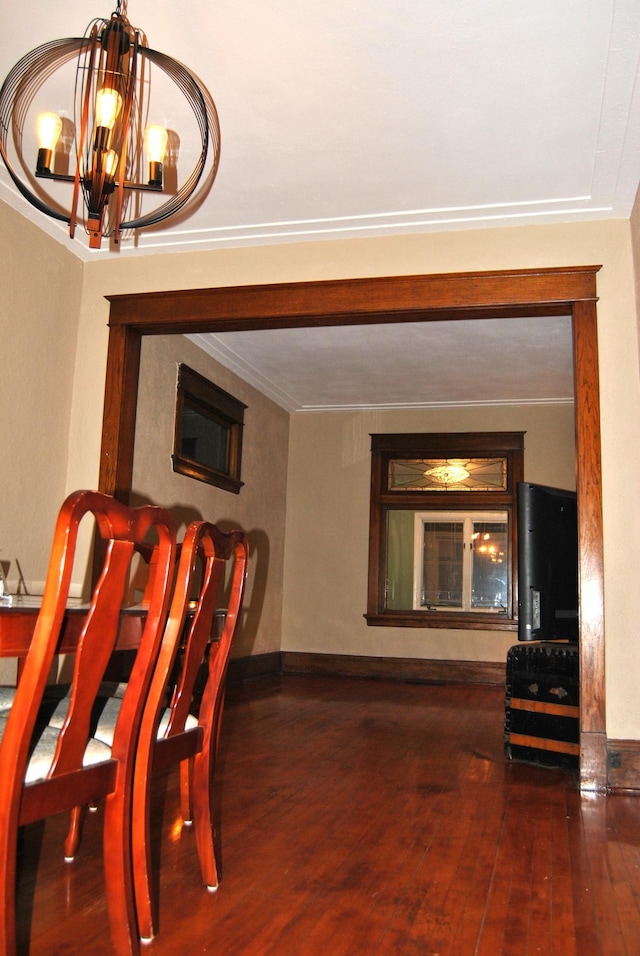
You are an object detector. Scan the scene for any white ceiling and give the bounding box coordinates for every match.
[188,315,575,412]
[1,1,634,408]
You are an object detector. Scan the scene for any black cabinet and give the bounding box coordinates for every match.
[504,642,579,769]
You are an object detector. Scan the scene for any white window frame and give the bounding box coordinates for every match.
[412,510,508,612]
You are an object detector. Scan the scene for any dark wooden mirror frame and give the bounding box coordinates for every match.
[100,265,605,790]
[172,363,246,494]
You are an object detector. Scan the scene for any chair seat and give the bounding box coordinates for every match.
[0,687,16,712]
[0,679,130,715]
[47,691,198,747]
[93,703,199,747]
[0,714,111,784]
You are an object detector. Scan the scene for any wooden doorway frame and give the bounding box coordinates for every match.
[99,265,605,790]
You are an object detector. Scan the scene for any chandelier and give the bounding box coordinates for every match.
[0,2,220,249]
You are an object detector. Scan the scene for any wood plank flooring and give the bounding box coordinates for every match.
[15,676,640,954]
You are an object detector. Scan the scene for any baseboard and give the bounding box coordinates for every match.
[281,652,505,685]
[607,739,640,791]
[227,652,282,684]
[226,651,505,686]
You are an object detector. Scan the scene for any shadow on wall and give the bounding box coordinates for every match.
[228,527,269,659]
[130,491,271,659]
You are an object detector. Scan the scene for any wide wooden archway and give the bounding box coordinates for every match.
[100,265,605,790]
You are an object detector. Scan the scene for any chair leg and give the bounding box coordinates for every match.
[102,787,140,956]
[191,693,228,891]
[131,770,158,942]
[64,806,86,861]
[191,744,219,891]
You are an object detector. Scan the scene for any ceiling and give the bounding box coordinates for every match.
[1,1,634,409]
[187,316,575,412]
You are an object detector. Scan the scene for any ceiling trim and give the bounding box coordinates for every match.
[289,398,576,414]
[105,196,611,254]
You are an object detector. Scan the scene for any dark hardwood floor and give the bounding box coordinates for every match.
[15,676,640,955]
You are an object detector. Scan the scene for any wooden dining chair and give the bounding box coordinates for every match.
[0,490,176,956]
[136,521,247,938]
[61,519,249,941]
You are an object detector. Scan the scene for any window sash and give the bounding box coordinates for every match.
[412,511,508,613]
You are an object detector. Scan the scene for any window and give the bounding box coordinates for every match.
[367,432,524,629]
[172,364,246,493]
[412,511,508,611]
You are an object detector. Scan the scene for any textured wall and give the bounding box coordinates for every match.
[131,334,290,658]
[282,402,575,664]
[3,205,640,736]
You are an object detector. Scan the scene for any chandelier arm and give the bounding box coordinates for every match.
[119,46,220,232]
[0,144,70,224]
[112,28,140,244]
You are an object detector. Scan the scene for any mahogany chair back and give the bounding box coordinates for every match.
[0,490,176,956]
[132,520,248,940]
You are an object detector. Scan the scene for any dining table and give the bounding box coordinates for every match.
[0,595,147,659]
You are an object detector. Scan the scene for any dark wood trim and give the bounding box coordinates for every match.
[281,651,506,685]
[227,652,282,685]
[98,265,606,790]
[607,739,640,791]
[225,651,507,687]
[367,430,523,629]
[173,364,246,493]
[365,613,518,631]
[105,266,599,331]
[572,299,607,791]
[98,325,142,501]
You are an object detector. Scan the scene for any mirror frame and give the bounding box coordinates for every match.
[172,363,246,493]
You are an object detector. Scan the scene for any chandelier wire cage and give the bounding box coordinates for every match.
[0,1,220,248]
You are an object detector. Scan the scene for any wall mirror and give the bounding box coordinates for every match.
[172,363,246,493]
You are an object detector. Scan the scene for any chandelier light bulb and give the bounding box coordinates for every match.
[95,87,122,130]
[144,124,168,186]
[37,112,62,151]
[36,112,62,174]
[103,149,119,182]
[144,125,168,163]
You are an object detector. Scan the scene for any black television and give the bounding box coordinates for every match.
[517,481,578,642]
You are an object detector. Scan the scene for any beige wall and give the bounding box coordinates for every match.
[0,206,83,681]
[282,403,575,664]
[0,205,82,593]
[132,334,289,658]
[629,188,640,339]
[3,201,640,738]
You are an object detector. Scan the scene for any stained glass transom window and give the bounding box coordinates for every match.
[389,457,507,492]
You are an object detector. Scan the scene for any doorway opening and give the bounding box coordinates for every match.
[98,266,604,789]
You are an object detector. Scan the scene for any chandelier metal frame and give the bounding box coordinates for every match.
[0,2,220,248]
